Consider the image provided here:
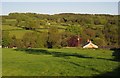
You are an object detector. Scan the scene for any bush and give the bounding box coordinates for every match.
[93,37,107,47]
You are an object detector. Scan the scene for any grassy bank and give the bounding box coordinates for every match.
[2,48,119,76]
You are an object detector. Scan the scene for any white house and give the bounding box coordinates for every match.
[83,40,98,48]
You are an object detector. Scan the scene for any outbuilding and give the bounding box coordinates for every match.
[83,40,98,48]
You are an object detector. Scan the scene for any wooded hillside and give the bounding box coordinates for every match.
[1,13,119,48]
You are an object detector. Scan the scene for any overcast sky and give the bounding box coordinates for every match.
[1,0,120,2]
[2,2,118,15]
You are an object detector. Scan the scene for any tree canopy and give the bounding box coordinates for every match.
[2,13,119,48]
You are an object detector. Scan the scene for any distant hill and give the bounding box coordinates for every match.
[1,13,119,48]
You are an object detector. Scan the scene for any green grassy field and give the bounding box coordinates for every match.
[8,30,34,39]
[2,48,119,76]
[2,25,35,39]
[2,25,22,31]
[2,25,65,39]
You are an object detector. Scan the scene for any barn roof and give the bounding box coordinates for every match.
[83,41,98,48]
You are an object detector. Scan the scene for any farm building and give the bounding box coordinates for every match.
[83,40,98,48]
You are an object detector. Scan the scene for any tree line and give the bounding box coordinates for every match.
[1,13,119,49]
[2,26,82,48]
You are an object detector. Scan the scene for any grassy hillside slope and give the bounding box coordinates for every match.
[2,48,119,76]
